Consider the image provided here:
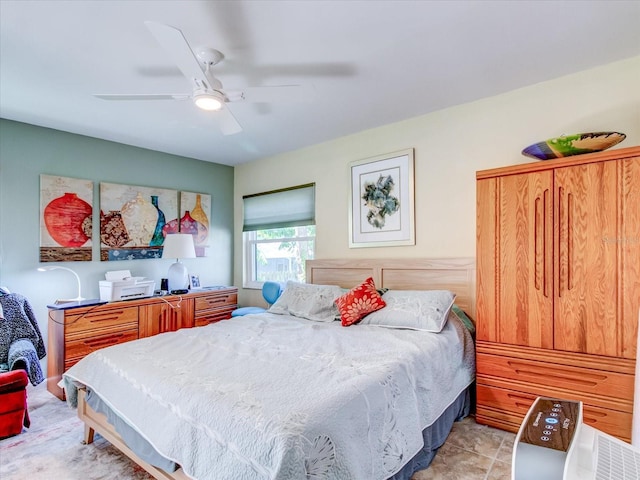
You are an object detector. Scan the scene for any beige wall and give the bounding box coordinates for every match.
[234,56,640,306]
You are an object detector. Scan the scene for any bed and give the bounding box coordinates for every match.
[62,257,476,480]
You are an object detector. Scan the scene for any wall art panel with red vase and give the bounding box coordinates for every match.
[40,174,93,262]
[99,182,178,261]
[180,191,211,257]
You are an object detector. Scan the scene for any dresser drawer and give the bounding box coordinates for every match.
[194,292,237,312]
[65,327,139,368]
[476,384,632,442]
[64,306,139,335]
[194,291,237,325]
[195,308,234,326]
[476,351,634,405]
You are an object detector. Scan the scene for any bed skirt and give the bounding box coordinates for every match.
[390,387,471,480]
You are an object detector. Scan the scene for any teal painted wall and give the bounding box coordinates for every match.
[0,119,234,375]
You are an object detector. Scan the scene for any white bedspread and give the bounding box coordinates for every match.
[63,312,475,480]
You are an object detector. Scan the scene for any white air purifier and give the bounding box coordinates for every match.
[512,396,640,480]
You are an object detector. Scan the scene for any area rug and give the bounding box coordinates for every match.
[0,384,153,480]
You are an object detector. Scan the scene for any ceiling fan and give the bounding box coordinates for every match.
[94,21,311,135]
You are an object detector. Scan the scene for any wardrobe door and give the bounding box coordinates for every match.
[476,177,498,342]
[554,161,618,356]
[619,156,640,359]
[486,171,554,348]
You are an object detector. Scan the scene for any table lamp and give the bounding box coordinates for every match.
[37,266,85,302]
[162,233,196,291]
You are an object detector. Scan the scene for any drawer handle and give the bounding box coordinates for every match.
[585,410,607,419]
[507,392,534,401]
[505,393,535,410]
[84,334,124,348]
[88,315,125,323]
[507,361,605,386]
[87,310,127,319]
[506,393,534,406]
[583,416,603,426]
[207,299,226,305]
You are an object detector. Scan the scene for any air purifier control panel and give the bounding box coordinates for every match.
[519,397,580,452]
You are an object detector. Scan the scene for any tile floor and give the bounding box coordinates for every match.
[412,416,515,480]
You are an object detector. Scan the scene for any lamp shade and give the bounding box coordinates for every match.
[162,234,196,291]
[162,234,196,260]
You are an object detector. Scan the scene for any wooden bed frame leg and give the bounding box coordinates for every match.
[78,387,95,444]
[83,424,95,444]
[76,386,189,480]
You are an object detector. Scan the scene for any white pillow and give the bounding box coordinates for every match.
[268,281,343,322]
[359,289,456,332]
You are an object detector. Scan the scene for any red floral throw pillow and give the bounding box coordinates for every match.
[335,277,386,326]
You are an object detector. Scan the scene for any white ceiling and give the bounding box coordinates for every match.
[1,1,639,166]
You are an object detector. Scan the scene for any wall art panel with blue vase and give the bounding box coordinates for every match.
[99,182,178,261]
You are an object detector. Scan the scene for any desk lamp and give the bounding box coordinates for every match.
[37,266,85,302]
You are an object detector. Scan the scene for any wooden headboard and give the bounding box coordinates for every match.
[306,257,476,320]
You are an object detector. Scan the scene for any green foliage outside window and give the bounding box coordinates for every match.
[254,226,315,283]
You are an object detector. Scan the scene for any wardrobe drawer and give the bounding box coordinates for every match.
[476,352,634,403]
[477,384,632,442]
[477,384,536,416]
[475,406,522,434]
[64,306,139,335]
[65,327,139,367]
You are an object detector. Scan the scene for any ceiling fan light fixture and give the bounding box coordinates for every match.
[194,91,224,111]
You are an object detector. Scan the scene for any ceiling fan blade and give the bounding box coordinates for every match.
[94,94,190,101]
[228,85,315,103]
[218,106,242,136]
[144,21,209,86]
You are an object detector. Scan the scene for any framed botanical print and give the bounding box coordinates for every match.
[349,149,415,248]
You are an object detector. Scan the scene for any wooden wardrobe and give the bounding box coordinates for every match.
[476,145,640,442]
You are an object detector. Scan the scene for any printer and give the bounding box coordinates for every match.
[99,270,155,302]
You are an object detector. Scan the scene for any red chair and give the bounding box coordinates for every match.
[0,369,30,438]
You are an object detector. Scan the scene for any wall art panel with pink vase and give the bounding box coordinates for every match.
[180,191,211,257]
[40,174,94,262]
[99,182,178,261]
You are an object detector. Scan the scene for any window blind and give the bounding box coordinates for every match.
[242,183,315,232]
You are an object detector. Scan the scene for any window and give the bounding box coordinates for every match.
[243,184,315,288]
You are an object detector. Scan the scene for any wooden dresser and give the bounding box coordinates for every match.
[47,287,237,399]
[476,146,640,442]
